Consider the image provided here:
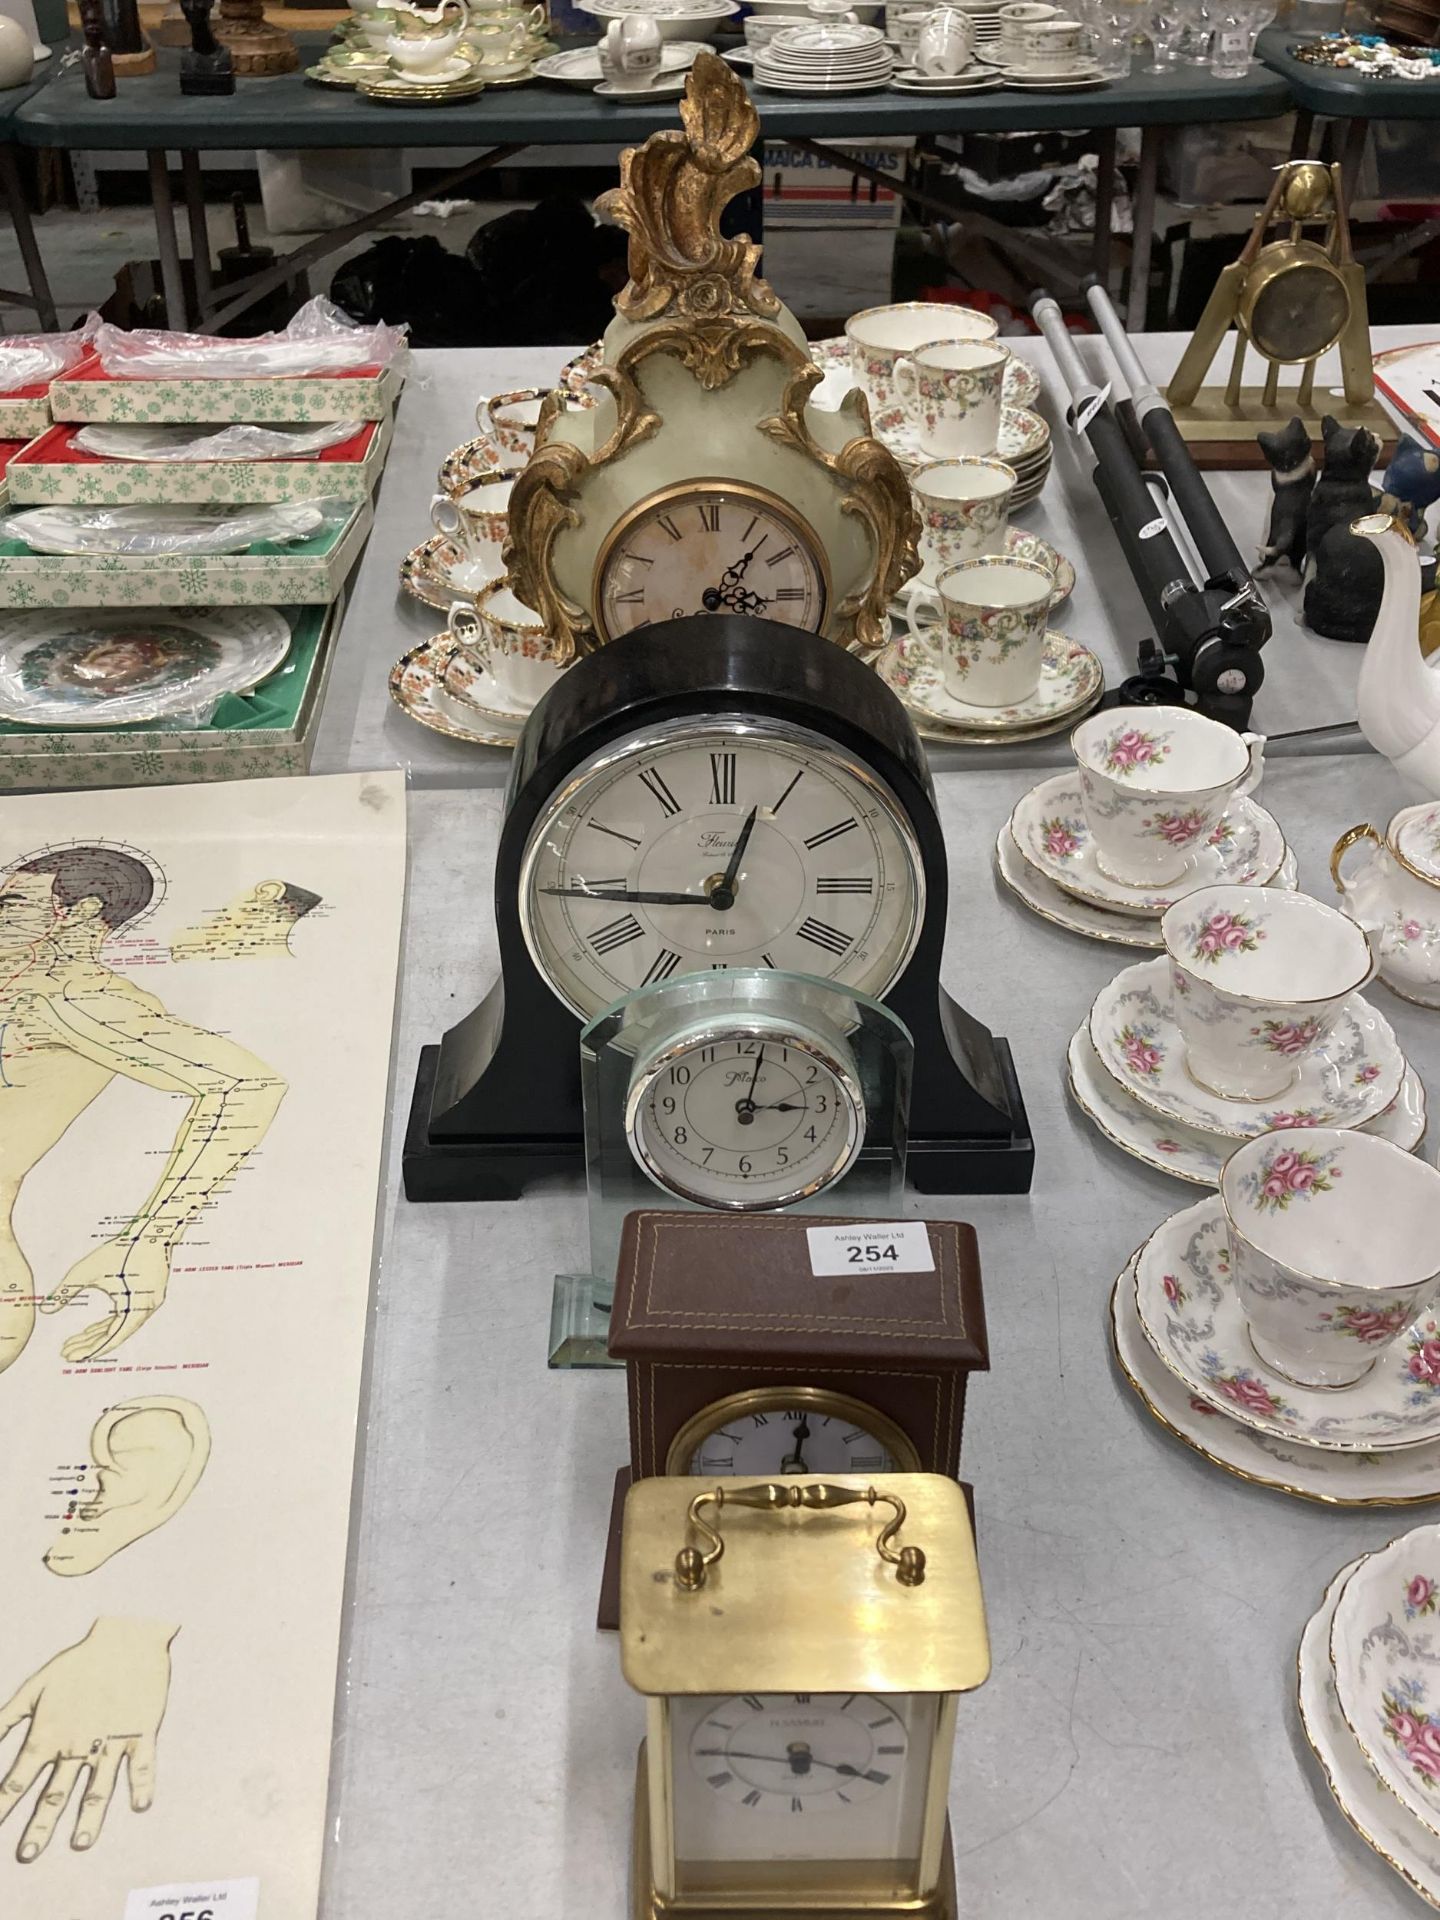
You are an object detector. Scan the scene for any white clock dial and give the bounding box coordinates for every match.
[683,1402,903,1478]
[594,484,827,639]
[628,1027,862,1209]
[670,1691,936,1875]
[519,720,925,1019]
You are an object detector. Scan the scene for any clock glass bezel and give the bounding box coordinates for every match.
[625,1018,866,1211]
[516,716,928,1021]
[665,1385,922,1478]
[591,477,832,643]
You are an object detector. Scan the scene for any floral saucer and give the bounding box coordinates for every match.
[1000,831,1299,952]
[878,630,1100,732]
[873,402,1049,475]
[1009,771,1287,913]
[388,640,521,747]
[440,640,533,725]
[1331,1525,1440,1842]
[1090,957,1405,1137]
[400,532,502,610]
[891,527,1074,611]
[1299,1559,1440,1910]
[1112,1263,1440,1503]
[807,334,1043,409]
[1134,1196,1440,1451]
[1069,1024,1426,1188]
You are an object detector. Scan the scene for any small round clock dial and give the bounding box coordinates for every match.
[687,1693,908,1814]
[519,720,925,1020]
[594,483,828,640]
[629,1028,862,1209]
[670,1387,915,1478]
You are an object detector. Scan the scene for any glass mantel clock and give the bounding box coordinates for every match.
[620,1473,990,1918]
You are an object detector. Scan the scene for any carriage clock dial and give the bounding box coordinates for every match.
[593,483,829,641]
[666,1387,919,1478]
[682,1691,915,1820]
[625,1016,865,1210]
[519,719,925,1020]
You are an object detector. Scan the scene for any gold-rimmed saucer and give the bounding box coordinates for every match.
[359,68,487,101]
[1112,1260,1440,1506]
[389,639,521,746]
[878,631,1100,735]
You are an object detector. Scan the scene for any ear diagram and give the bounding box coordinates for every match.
[44,1397,211,1577]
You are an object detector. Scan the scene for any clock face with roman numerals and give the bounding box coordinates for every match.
[593,483,828,640]
[518,719,925,1019]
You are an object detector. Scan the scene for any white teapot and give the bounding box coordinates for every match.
[1331,801,1440,1009]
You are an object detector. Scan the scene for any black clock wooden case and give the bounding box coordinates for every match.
[403,614,1034,1201]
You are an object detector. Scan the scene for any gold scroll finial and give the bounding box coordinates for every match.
[595,48,781,324]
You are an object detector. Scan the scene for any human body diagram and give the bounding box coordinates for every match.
[0,844,287,1372]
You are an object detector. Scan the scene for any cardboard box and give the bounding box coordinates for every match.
[8,414,392,508]
[0,381,52,437]
[761,138,912,229]
[50,353,403,425]
[0,599,342,790]
[0,497,373,609]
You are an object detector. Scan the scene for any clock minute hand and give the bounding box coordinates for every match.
[538,886,712,906]
[693,1748,876,1779]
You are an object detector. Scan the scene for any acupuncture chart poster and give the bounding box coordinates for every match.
[0,769,406,1920]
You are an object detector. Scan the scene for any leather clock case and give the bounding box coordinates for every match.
[610,1209,989,1478]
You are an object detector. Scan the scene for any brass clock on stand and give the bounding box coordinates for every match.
[1166,161,1392,468]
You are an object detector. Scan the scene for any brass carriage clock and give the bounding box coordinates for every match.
[620,1473,990,1919]
[503,49,917,656]
[1166,160,1390,464]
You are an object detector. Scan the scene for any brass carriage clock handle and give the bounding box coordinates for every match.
[674,1480,927,1591]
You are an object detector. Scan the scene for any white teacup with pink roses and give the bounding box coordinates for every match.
[1219,1125,1440,1389]
[1071,703,1265,886]
[1161,884,1376,1103]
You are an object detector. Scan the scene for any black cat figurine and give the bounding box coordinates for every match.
[1303,414,1384,643]
[1255,416,1314,574]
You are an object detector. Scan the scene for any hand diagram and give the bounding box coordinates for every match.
[0,1618,177,1860]
[42,1236,171,1362]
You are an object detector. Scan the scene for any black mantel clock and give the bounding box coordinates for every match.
[402,615,1033,1201]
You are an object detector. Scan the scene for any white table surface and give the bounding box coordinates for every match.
[312,325,1438,789]
[323,748,1440,1920]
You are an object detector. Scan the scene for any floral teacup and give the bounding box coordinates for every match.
[475,388,550,470]
[438,470,512,552]
[1160,885,1376,1103]
[894,339,1007,461]
[1071,703,1265,886]
[912,456,1015,584]
[469,577,562,712]
[904,554,1052,707]
[845,301,999,412]
[1219,1126,1440,1389]
[1331,801,1440,1009]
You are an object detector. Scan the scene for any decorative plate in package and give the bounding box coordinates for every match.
[50,355,402,427]
[9,418,391,509]
[89,299,406,379]
[0,500,336,556]
[0,606,293,727]
[0,497,372,608]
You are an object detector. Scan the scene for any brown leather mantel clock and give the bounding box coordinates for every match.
[596,1209,989,1629]
[503,49,917,657]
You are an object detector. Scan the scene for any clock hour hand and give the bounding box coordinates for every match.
[709,804,758,915]
[694,1747,880,1781]
[538,886,712,906]
[780,1416,811,1474]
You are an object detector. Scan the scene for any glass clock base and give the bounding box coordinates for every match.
[549,1270,619,1370]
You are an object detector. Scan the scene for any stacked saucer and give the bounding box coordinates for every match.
[880,627,1102,744]
[872,401,1051,503]
[1300,1526,1440,1905]
[753,22,894,89]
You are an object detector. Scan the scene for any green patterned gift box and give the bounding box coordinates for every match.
[0,390,51,437]
[0,600,340,789]
[51,360,403,425]
[0,499,373,608]
[8,412,393,508]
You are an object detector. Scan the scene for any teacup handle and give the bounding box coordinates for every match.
[904,585,944,644]
[431,491,470,550]
[893,356,919,416]
[474,395,495,437]
[1329,821,1384,894]
[1236,729,1265,799]
[448,597,482,650]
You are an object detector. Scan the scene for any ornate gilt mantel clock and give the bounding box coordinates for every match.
[620,1473,990,1920]
[503,49,917,656]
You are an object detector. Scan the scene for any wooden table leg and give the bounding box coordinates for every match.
[0,143,57,331]
[1337,116,1368,203]
[1288,105,1314,162]
[147,149,186,327]
[1092,125,1117,285]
